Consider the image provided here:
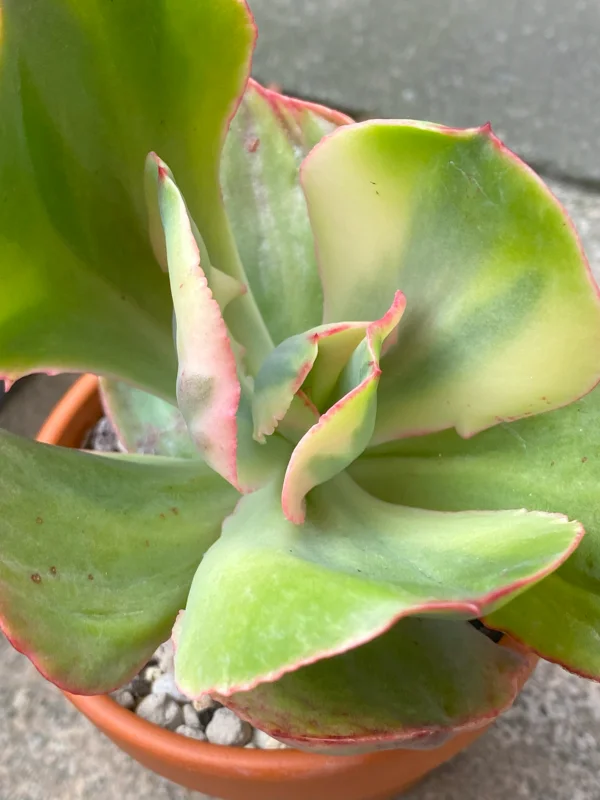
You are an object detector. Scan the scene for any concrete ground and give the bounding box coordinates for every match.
[3,1,600,796]
[250,0,600,182]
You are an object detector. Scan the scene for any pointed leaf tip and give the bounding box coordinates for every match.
[282,291,406,523]
[251,320,369,444]
[157,171,241,489]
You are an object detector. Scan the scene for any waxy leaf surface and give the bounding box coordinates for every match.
[174,476,580,697]
[302,121,600,442]
[0,432,238,693]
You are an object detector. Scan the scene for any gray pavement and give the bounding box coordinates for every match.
[251,0,600,182]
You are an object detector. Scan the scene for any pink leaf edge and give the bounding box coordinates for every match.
[248,77,353,129]
[0,611,162,696]
[170,509,582,699]
[218,639,536,752]
[281,292,407,523]
[300,119,600,441]
[155,162,242,491]
[255,321,367,443]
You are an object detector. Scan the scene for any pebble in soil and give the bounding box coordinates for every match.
[110,638,288,750]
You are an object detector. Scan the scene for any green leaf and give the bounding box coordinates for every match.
[251,321,368,443]
[99,378,197,458]
[0,0,257,395]
[100,377,292,492]
[351,386,600,678]
[282,293,406,523]
[174,475,580,697]
[156,165,241,488]
[235,389,294,492]
[220,618,530,753]
[0,431,238,693]
[144,152,246,313]
[221,80,350,346]
[301,121,600,443]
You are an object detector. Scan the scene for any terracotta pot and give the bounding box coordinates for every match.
[36,374,537,800]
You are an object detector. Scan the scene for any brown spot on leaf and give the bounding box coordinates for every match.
[550,461,555,466]
[145,540,150,548]
[178,375,214,410]
[171,507,179,516]
[88,574,94,581]
[586,555,594,570]
[159,513,166,520]
[35,517,43,525]
[31,573,42,584]
[582,456,588,463]
[247,137,260,153]
[49,566,57,576]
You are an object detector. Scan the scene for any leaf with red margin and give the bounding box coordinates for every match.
[218,618,532,754]
[145,152,246,312]
[173,474,580,699]
[0,0,257,398]
[350,382,600,680]
[301,121,600,444]
[0,430,239,694]
[251,322,367,443]
[282,292,405,524]
[99,376,292,493]
[221,80,351,346]
[156,166,240,488]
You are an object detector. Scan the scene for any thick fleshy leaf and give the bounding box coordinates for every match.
[301,121,600,443]
[282,293,405,523]
[145,152,246,312]
[0,431,238,693]
[252,321,367,443]
[221,80,351,345]
[99,378,196,458]
[174,475,580,697]
[0,0,257,396]
[157,167,241,488]
[221,619,530,753]
[100,377,292,490]
[235,389,294,492]
[351,385,600,678]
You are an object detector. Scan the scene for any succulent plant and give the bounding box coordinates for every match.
[2,0,600,754]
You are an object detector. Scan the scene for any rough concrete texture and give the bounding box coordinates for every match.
[2,178,600,798]
[0,634,205,800]
[250,0,600,181]
[406,660,600,800]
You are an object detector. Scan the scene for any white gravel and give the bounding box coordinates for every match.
[205,708,253,747]
[111,638,288,750]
